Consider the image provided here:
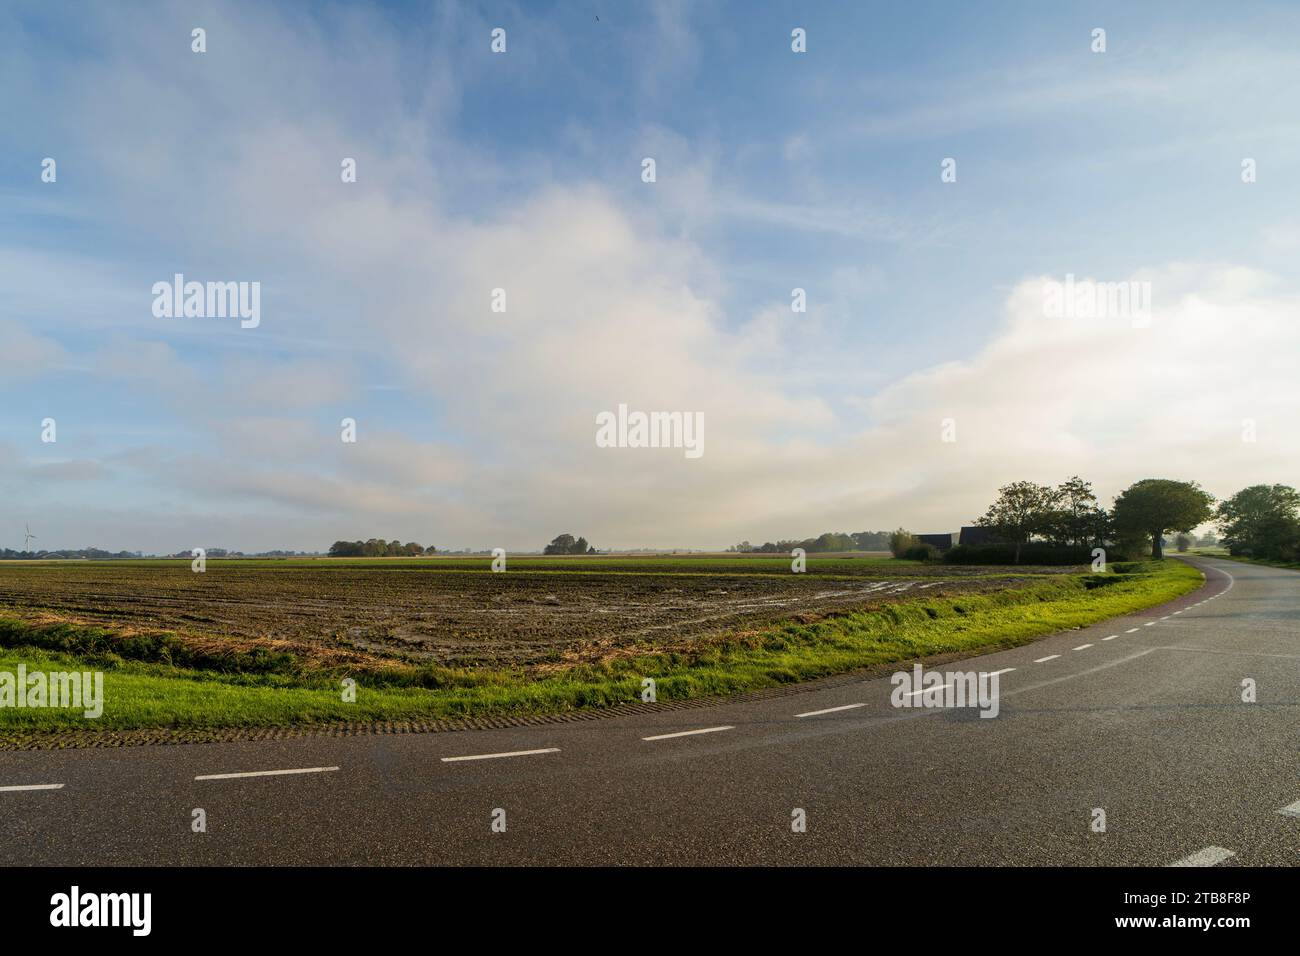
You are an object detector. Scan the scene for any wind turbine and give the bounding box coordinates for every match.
[23,524,35,552]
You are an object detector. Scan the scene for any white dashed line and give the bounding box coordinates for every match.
[0,783,64,793]
[1144,621,1156,626]
[796,703,867,718]
[904,684,950,697]
[440,748,560,763]
[1033,655,1059,663]
[1073,644,1093,651]
[1277,801,1300,818]
[1102,635,1117,641]
[1168,846,1235,867]
[195,766,340,781]
[1125,628,1140,633]
[643,726,734,741]
[990,668,1015,676]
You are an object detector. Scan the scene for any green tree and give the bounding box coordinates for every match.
[888,528,917,559]
[977,481,1059,563]
[1051,476,1110,546]
[544,534,575,555]
[1111,479,1214,560]
[1215,484,1300,559]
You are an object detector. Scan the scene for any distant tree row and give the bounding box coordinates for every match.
[728,531,891,554]
[974,476,1215,562]
[544,533,596,555]
[328,539,432,557]
[0,547,142,560]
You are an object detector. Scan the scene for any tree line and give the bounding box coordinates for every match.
[0,547,142,560]
[728,531,892,554]
[967,476,1213,562]
[327,539,432,557]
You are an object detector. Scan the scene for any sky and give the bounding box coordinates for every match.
[2,0,1299,553]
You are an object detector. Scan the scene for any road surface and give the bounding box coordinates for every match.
[1,556,1296,865]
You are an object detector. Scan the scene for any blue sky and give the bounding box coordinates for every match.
[3,1,1299,552]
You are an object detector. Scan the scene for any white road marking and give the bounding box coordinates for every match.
[1125,628,1140,633]
[1277,801,1300,818]
[194,766,340,780]
[796,703,867,718]
[1102,635,1118,641]
[990,668,1015,676]
[642,726,734,741]
[0,783,64,792]
[439,748,560,763]
[1159,616,1170,621]
[1073,644,1094,651]
[1169,846,1235,867]
[1033,655,1059,663]
[1144,621,1156,626]
[903,684,951,697]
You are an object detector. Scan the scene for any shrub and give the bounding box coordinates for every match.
[943,543,1094,565]
[901,543,938,561]
[889,528,918,558]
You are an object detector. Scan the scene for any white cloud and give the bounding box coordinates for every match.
[3,5,1297,551]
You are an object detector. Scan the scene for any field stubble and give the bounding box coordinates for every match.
[0,558,1064,667]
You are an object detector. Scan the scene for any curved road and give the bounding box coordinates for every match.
[1,556,1296,865]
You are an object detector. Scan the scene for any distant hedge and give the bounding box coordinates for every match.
[901,543,938,561]
[943,543,1095,565]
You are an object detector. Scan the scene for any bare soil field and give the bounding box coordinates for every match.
[0,559,1071,666]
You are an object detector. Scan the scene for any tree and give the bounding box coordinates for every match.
[544,533,592,555]
[888,528,917,559]
[1174,533,1192,552]
[976,481,1059,563]
[1215,484,1300,559]
[544,534,576,555]
[1111,479,1214,560]
[1051,476,1110,547]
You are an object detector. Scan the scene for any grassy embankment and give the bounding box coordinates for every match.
[1191,549,1300,571]
[0,559,1202,736]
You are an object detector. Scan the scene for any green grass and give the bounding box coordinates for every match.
[0,559,1202,738]
[1192,550,1300,571]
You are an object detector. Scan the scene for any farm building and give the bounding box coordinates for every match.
[958,526,998,546]
[916,533,956,552]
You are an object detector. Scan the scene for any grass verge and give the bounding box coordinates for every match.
[0,559,1202,738]
[1191,550,1300,572]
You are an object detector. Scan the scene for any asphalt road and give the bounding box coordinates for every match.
[1,556,1295,866]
